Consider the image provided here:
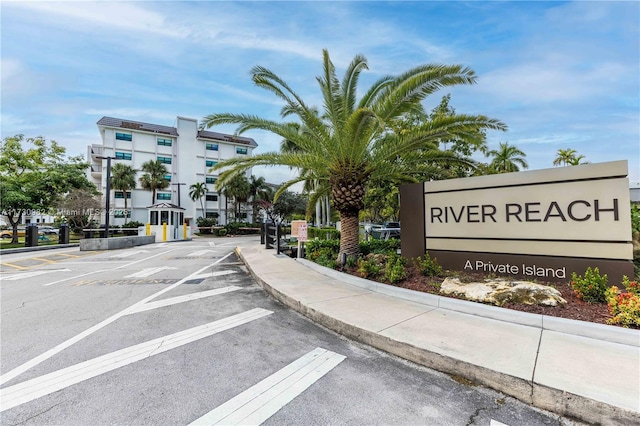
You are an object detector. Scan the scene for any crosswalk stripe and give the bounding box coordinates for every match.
[190,347,346,426]
[125,286,242,315]
[0,308,273,412]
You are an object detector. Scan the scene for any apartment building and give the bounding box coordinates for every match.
[87,116,257,227]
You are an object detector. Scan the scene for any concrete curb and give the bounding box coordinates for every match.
[0,244,79,255]
[298,258,640,347]
[236,247,640,426]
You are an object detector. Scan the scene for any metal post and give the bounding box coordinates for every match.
[172,182,186,207]
[103,156,112,238]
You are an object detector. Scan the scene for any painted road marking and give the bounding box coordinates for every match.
[109,250,149,258]
[43,270,107,287]
[0,262,28,270]
[190,270,237,280]
[126,286,242,315]
[490,420,509,426]
[115,249,177,270]
[32,257,55,264]
[0,308,273,412]
[187,250,217,257]
[0,269,71,282]
[190,347,346,426]
[124,266,177,278]
[208,242,216,247]
[0,252,233,386]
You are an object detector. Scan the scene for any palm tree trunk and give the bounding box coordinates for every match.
[315,200,321,227]
[338,213,359,259]
[123,195,128,224]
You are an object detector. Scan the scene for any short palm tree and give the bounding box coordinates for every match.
[189,182,208,218]
[203,49,506,258]
[109,163,136,223]
[217,173,251,222]
[139,160,170,204]
[487,142,528,173]
[553,148,586,167]
[248,175,271,223]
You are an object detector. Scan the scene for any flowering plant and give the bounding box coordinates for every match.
[606,285,640,328]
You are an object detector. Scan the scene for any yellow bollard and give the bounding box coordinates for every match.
[146,223,151,236]
[162,222,167,242]
[183,223,187,240]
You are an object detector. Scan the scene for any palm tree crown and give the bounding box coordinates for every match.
[553,148,586,166]
[109,163,136,223]
[487,142,528,173]
[139,160,170,204]
[203,49,506,258]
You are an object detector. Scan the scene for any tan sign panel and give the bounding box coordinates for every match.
[401,161,634,283]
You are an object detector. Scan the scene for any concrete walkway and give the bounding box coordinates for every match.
[237,243,640,426]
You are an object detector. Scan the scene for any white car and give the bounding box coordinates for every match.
[38,226,59,235]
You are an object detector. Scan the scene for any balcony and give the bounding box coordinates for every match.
[90,164,102,177]
[90,144,104,160]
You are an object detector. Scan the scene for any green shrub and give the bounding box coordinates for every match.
[307,227,340,240]
[359,239,400,256]
[384,255,407,283]
[412,252,443,277]
[570,267,608,303]
[306,239,340,268]
[357,253,387,278]
[217,228,227,237]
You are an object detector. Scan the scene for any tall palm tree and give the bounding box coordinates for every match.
[189,182,208,218]
[553,148,586,166]
[486,142,528,173]
[248,175,271,223]
[202,49,506,258]
[109,163,136,223]
[139,160,170,204]
[217,173,251,222]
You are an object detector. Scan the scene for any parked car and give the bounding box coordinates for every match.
[38,226,59,235]
[0,228,45,239]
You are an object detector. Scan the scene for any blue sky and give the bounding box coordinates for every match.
[2,1,639,185]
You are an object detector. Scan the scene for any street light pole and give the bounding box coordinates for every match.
[172,182,186,207]
[98,156,114,238]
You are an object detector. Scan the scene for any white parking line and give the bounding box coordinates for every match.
[0,251,233,386]
[0,308,273,412]
[0,269,71,282]
[190,347,346,426]
[125,286,242,315]
[109,250,148,258]
[187,250,218,257]
[124,266,177,278]
[43,270,107,287]
[190,270,237,280]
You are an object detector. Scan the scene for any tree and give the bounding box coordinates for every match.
[248,175,272,223]
[109,163,136,223]
[486,142,528,174]
[258,190,308,223]
[139,160,169,204]
[553,148,587,167]
[189,182,208,218]
[0,135,96,243]
[217,173,250,222]
[203,50,506,258]
[57,188,102,232]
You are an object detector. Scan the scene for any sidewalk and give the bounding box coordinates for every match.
[237,243,640,426]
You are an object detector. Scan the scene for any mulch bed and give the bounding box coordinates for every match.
[342,264,616,327]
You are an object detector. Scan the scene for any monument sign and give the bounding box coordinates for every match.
[400,161,633,283]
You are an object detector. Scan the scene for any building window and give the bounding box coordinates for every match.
[157,156,172,164]
[206,143,218,151]
[157,193,171,200]
[205,194,218,202]
[114,210,131,218]
[164,174,172,182]
[205,176,217,184]
[236,147,248,155]
[114,191,132,199]
[115,152,132,160]
[157,138,172,146]
[237,212,248,219]
[116,132,132,141]
[205,160,217,167]
[206,212,219,219]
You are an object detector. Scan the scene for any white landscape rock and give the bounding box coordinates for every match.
[440,277,567,307]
